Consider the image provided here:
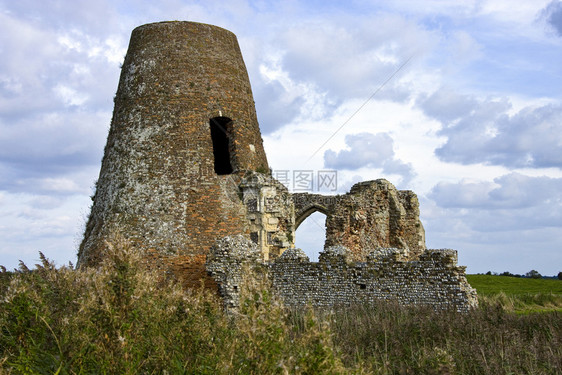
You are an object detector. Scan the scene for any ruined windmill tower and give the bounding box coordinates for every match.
[78,21,270,284]
[79,21,477,311]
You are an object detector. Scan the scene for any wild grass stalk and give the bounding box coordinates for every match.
[0,236,344,374]
[1,239,560,374]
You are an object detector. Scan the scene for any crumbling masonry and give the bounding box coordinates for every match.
[79,21,477,311]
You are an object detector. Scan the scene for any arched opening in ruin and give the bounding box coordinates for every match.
[209,116,233,175]
[295,204,329,229]
[295,211,327,262]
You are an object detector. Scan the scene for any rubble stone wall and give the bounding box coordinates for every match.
[206,235,263,308]
[326,180,426,261]
[270,246,478,312]
[240,174,295,261]
[293,180,426,262]
[206,236,478,313]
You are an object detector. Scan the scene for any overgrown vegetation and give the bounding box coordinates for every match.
[0,237,344,374]
[1,241,560,374]
[329,301,561,374]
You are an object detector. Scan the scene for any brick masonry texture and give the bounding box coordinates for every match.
[78,21,268,286]
[80,21,477,309]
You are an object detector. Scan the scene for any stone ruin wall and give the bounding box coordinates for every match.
[270,247,477,312]
[293,179,426,261]
[239,174,295,261]
[207,236,478,312]
[238,176,427,263]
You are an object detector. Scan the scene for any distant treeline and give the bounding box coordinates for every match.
[477,270,562,280]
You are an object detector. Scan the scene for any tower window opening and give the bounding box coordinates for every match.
[210,117,233,175]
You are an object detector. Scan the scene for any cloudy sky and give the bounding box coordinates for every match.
[1,0,561,275]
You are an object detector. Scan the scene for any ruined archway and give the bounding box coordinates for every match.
[295,210,327,262]
[209,116,233,175]
[295,203,329,230]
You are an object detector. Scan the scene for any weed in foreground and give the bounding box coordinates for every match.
[0,236,345,374]
[328,300,561,374]
[1,239,561,374]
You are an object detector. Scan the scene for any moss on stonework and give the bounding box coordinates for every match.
[254,165,270,175]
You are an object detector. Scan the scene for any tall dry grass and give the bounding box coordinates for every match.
[0,236,343,374]
[1,237,560,374]
[328,299,561,374]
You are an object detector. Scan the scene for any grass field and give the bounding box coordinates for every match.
[467,274,562,314]
[467,274,562,295]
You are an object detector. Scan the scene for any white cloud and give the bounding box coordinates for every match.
[447,30,483,63]
[419,89,562,169]
[324,133,395,170]
[421,175,562,275]
[430,172,562,210]
[543,0,562,36]
[425,173,562,274]
[246,11,435,134]
[0,192,90,269]
[383,0,552,38]
[54,85,89,106]
[0,12,60,90]
[478,0,552,25]
[254,57,333,133]
[38,178,83,194]
[324,132,415,185]
[0,110,108,196]
[275,14,432,101]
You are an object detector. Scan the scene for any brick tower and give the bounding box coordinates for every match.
[78,22,269,284]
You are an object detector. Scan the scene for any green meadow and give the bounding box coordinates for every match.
[467,274,562,314]
[467,274,562,295]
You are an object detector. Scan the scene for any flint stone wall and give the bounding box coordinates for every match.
[207,236,478,312]
[270,246,478,312]
[206,235,263,308]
